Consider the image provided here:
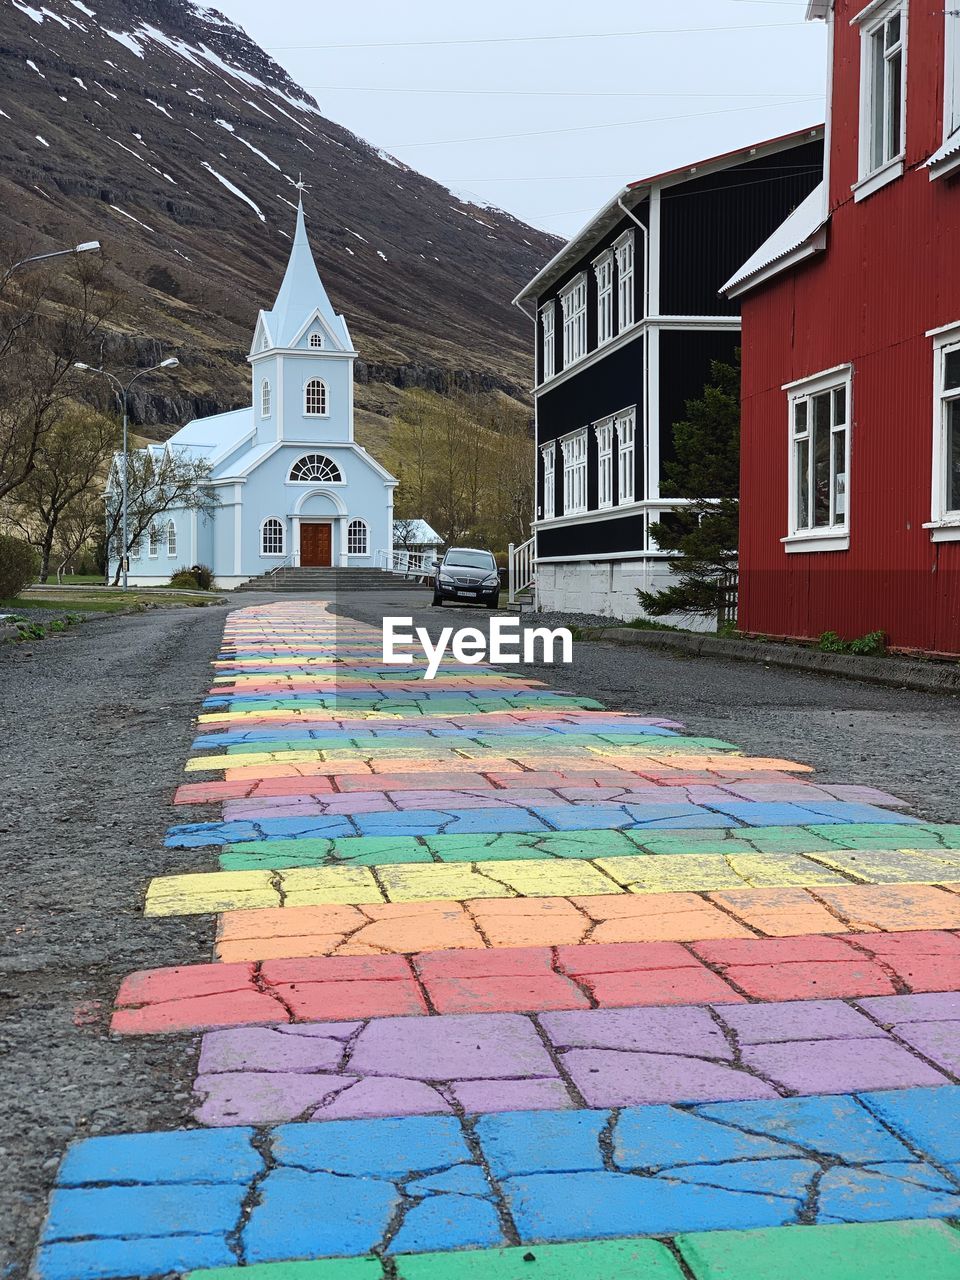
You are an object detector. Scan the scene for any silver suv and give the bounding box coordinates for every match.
[432,547,500,608]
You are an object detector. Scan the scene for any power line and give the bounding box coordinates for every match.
[302,84,820,101]
[447,164,824,183]
[385,98,820,150]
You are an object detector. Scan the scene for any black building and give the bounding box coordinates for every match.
[512,127,824,618]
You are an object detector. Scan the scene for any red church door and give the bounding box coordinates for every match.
[300,523,332,566]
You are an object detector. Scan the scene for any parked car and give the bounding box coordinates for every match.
[432,547,500,608]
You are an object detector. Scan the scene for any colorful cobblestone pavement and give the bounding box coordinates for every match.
[33,602,960,1279]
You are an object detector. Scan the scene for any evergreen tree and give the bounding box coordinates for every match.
[637,353,740,628]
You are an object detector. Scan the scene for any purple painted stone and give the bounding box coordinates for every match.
[540,1006,731,1059]
[313,1077,451,1120]
[890,1022,960,1075]
[198,1027,348,1074]
[448,1078,573,1114]
[345,1013,557,1080]
[276,1023,363,1039]
[194,1071,354,1126]
[740,1038,949,1094]
[716,1000,884,1045]
[558,1048,778,1107]
[856,993,960,1022]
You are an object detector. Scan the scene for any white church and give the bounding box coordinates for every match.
[123,197,397,587]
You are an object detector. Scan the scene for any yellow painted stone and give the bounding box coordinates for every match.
[473,858,620,898]
[375,863,512,903]
[597,854,748,894]
[804,847,960,883]
[144,870,279,916]
[280,866,383,906]
[186,750,329,772]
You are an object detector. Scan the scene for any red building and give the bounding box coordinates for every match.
[725,0,960,654]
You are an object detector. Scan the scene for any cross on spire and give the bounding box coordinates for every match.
[295,172,310,195]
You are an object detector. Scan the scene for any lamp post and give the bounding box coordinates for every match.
[9,241,101,274]
[74,357,180,590]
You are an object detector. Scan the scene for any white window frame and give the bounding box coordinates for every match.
[594,419,614,510]
[148,525,160,558]
[347,518,369,555]
[559,273,587,368]
[261,379,271,418]
[166,519,177,558]
[853,0,907,200]
[593,250,614,347]
[947,9,960,142]
[129,533,142,561]
[783,365,852,553]
[260,516,285,557]
[304,378,328,417]
[614,408,636,505]
[614,230,636,331]
[541,441,556,518]
[288,453,344,484]
[560,428,588,516]
[309,332,324,349]
[926,324,960,540]
[540,301,556,383]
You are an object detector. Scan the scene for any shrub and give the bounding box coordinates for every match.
[169,569,200,590]
[189,563,215,590]
[0,535,40,599]
[818,629,887,656]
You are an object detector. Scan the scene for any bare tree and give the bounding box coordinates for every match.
[0,250,117,501]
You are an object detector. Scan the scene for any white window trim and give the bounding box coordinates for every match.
[261,379,271,419]
[303,378,329,418]
[614,229,636,332]
[559,273,588,369]
[929,10,960,178]
[347,518,370,555]
[782,364,852,553]
[541,440,556,519]
[615,407,637,505]
[924,322,960,539]
[853,0,907,199]
[260,517,285,558]
[540,300,556,384]
[166,520,177,558]
[288,453,345,485]
[560,427,588,516]
[594,418,614,510]
[148,526,159,559]
[593,250,614,348]
[309,332,325,349]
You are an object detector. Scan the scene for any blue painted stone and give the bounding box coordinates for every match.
[354,809,550,837]
[35,1235,235,1280]
[706,801,917,827]
[816,1167,960,1223]
[43,1183,245,1243]
[474,1110,607,1177]
[166,817,355,847]
[863,1161,958,1190]
[859,1086,960,1166]
[502,1171,794,1240]
[244,1168,398,1261]
[387,1194,505,1254]
[665,1158,818,1200]
[694,1096,911,1162]
[56,1127,260,1186]
[630,813,740,830]
[273,1116,472,1178]
[614,1107,792,1168]
[407,1165,492,1197]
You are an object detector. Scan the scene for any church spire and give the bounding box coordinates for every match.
[259,192,348,350]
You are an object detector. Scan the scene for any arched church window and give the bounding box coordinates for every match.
[261,380,271,418]
[288,453,343,484]
[304,378,328,416]
[149,525,160,557]
[347,519,368,555]
[261,517,284,556]
[309,333,324,349]
[166,520,177,557]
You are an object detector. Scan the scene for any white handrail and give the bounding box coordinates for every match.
[508,536,536,604]
[376,548,437,578]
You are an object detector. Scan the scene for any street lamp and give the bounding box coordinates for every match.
[9,241,101,273]
[74,357,180,590]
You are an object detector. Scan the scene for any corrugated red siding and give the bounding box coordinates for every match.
[739,0,960,654]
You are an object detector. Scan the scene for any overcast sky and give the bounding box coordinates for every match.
[214,0,827,238]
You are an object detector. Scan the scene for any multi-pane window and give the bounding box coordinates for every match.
[595,419,614,509]
[561,429,588,515]
[148,525,160,557]
[935,342,960,520]
[288,453,343,483]
[948,11,960,139]
[261,379,271,418]
[129,534,142,560]
[615,231,635,330]
[560,274,587,367]
[862,4,905,175]
[615,409,636,504]
[166,520,177,557]
[541,441,556,517]
[593,252,614,346]
[540,301,556,382]
[347,519,368,554]
[261,517,284,556]
[304,378,328,416]
[790,378,849,533]
[309,332,324,349]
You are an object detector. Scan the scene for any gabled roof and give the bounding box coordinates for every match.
[806,1,831,19]
[394,518,443,546]
[513,126,824,306]
[256,199,350,351]
[721,181,828,298]
[166,407,253,460]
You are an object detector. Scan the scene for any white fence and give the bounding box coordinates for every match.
[375,549,437,578]
[508,536,536,604]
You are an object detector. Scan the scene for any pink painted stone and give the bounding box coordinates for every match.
[739,1037,950,1094]
[716,999,884,1045]
[312,1077,451,1120]
[558,1049,779,1107]
[345,1012,556,1080]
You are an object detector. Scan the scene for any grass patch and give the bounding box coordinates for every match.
[622,617,682,632]
[2,589,223,612]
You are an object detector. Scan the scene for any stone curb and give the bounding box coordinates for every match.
[581,626,960,695]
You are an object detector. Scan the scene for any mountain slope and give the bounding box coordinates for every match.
[0,0,560,438]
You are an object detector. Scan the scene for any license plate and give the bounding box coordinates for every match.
[456,590,476,597]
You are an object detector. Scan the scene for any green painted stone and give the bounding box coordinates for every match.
[396,1239,685,1279]
[219,836,430,871]
[187,1257,382,1280]
[634,834,760,856]
[676,1219,960,1279]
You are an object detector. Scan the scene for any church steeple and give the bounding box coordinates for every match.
[254,194,350,353]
